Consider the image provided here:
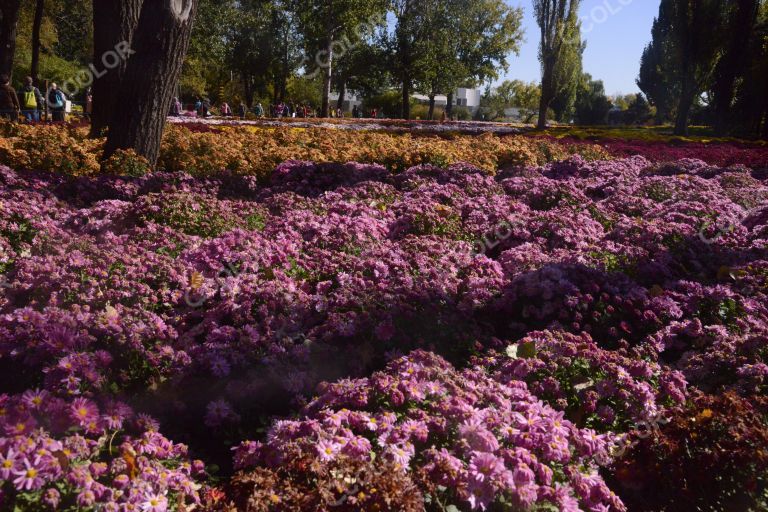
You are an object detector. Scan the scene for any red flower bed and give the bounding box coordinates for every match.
[541,136,768,168]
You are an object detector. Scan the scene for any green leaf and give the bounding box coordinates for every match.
[518,340,536,358]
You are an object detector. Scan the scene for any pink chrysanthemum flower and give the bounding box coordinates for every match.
[70,397,99,427]
[316,439,340,462]
[141,491,169,512]
[12,458,44,491]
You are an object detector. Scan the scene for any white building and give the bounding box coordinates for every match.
[332,87,483,115]
[411,93,449,107]
[454,88,482,112]
[328,91,363,112]
[412,88,482,114]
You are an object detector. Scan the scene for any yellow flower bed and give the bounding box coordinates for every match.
[157,126,609,177]
[0,122,610,178]
[0,122,102,176]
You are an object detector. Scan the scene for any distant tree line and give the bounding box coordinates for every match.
[1,0,766,166]
[180,0,525,120]
[480,76,653,127]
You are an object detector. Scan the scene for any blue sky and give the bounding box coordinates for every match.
[501,0,659,95]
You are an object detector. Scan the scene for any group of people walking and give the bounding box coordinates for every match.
[177,98,325,120]
[0,75,75,122]
[2,76,387,124]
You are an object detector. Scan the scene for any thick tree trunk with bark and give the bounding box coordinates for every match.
[103,0,199,166]
[31,0,44,84]
[0,0,22,79]
[90,0,142,137]
[674,79,696,136]
[537,90,553,129]
[536,98,549,129]
[674,100,693,136]
[537,63,554,129]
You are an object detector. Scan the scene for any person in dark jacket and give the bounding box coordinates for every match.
[0,75,20,121]
[48,83,67,122]
[18,76,44,122]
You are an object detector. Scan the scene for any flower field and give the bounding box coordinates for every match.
[0,122,767,511]
[0,122,608,178]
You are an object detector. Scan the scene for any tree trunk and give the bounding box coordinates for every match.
[401,75,410,120]
[320,37,333,118]
[446,91,454,119]
[427,94,435,120]
[674,83,696,136]
[337,81,346,111]
[713,91,733,136]
[277,50,288,104]
[243,75,254,108]
[537,94,550,129]
[0,0,22,78]
[30,0,44,84]
[90,0,142,137]
[761,110,768,140]
[278,78,286,103]
[103,0,199,166]
[537,64,553,129]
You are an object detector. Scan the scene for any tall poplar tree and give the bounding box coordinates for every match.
[533,0,582,129]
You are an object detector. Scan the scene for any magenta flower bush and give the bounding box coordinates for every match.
[233,350,626,512]
[0,391,205,510]
[482,330,687,432]
[0,148,765,510]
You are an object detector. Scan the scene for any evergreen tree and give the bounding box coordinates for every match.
[732,0,768,138]
[710,0,761,134]
[637,0,678,124]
